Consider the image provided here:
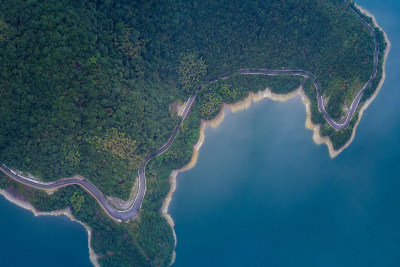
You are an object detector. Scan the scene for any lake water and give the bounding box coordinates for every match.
[170,0,400,266]
[0,196,92,267]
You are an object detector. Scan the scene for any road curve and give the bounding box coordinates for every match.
[0,5,379,221]
[0,94,198,222]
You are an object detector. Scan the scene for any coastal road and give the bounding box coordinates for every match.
[0,93,198,221]
[0,5,380,221]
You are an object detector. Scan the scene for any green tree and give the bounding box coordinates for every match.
[92,128,144,169]
[199,92,222,120]
[178,53,207,92]
[0,20,10,42]
[70,191,85,213]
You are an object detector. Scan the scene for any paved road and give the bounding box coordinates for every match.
[0,93,198,222]
[0,5,379,221]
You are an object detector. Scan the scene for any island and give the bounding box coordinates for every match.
[0,0,389,266]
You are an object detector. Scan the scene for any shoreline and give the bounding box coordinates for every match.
[0,189,100,267]
[161,86,316,266]
[320,3,391,158]
[162,4,391,265]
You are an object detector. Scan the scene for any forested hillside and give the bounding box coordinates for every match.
[0,0,385,266]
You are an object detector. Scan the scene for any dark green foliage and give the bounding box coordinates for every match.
[195,74,305,121]
[0,0,179,198]
[70,191,85,213]
[303,79,326,125]
[178,53,207,92]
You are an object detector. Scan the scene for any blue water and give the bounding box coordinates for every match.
[170,0,400,266]
[0,196,92,267]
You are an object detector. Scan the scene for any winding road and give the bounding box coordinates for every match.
[0,6,380,221]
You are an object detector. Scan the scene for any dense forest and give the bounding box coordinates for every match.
[0,0,385,266]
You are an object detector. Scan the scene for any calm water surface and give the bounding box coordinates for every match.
[0,197,92,267]
[170,0,400,266]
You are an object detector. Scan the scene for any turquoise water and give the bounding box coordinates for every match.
[170,0,400,266]
[0,196,92,267]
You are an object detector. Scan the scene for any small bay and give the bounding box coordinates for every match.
[170,0,400,266]
[0,196,92,267]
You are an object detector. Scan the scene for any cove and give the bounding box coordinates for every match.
[0,196,92,267]
[169,0,400,266]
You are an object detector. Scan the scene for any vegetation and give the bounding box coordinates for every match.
[0,0,386,266]
[70,190,85,213]
[178,53,207,93]
[0,19,10,42]
[91,128,144,169]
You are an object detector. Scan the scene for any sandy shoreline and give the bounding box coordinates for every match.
[0,189,100,267]
[162,4,391,265]
[161,87,316,266]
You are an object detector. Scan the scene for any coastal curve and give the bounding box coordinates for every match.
[0,4,385,223]
[163,3,390,265]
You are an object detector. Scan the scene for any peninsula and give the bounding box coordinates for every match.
[0,0,388,266]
